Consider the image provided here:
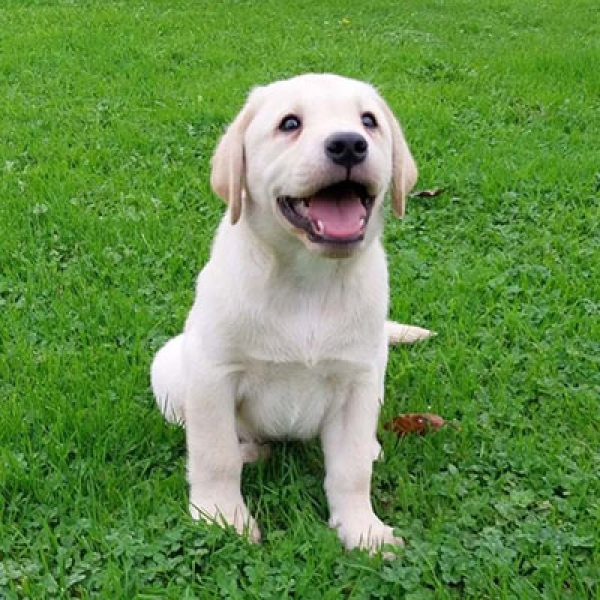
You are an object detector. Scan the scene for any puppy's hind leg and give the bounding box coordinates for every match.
[385,320,436,345]
[151,334,187,425]
[240,442,271,463]
[237,424,271,463]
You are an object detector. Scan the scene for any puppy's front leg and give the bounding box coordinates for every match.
[321,382,402,554]
[185,371,260,542]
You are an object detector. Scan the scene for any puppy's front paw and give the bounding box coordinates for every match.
[330,512,403,555]
[189,498,261,543]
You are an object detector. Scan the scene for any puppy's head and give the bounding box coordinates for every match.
[211,74,417,258]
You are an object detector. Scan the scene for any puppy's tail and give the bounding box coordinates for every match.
[151,334,186,425]
[386,321,436,345]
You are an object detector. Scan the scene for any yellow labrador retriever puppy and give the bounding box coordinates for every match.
[151,73,432,553]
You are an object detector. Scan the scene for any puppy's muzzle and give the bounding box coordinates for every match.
[277,181,374,247]
[325,132,368,169]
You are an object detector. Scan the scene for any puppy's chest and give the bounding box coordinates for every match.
[236,299,380,366]
[236,360,352,440]
[233,304,380,440]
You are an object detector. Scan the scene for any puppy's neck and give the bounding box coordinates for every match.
[236,215,376,285]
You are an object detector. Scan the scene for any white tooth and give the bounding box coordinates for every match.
[316,220,325,235]
[360,217,366,227]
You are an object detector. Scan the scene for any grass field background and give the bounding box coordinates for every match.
[1,1,599,597]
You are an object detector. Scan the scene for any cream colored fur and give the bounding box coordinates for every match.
[151,74,432,553]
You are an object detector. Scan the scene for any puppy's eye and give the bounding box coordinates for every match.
[279,114,301,132]
[361,112,378,129]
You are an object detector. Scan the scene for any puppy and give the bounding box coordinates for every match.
[151,73,430,553]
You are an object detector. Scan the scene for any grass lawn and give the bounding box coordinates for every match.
[1,0,599,597]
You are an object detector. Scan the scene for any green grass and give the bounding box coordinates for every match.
[1,0,599,597]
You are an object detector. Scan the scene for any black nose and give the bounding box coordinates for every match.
[325,132,368,168]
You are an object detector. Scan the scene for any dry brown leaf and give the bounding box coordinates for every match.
[411,188,445,198]
[383,413,446,436]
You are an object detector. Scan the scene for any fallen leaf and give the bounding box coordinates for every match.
[411,188,445,198]
[384,413,446,436]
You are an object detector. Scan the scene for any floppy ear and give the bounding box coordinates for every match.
[379,100,418,218]
[210,88,262,224]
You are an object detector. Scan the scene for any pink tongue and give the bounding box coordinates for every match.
[306,197,366,239]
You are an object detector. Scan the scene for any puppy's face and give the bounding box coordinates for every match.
[211,74,417,258]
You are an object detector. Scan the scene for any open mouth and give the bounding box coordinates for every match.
[277,181,375,245]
